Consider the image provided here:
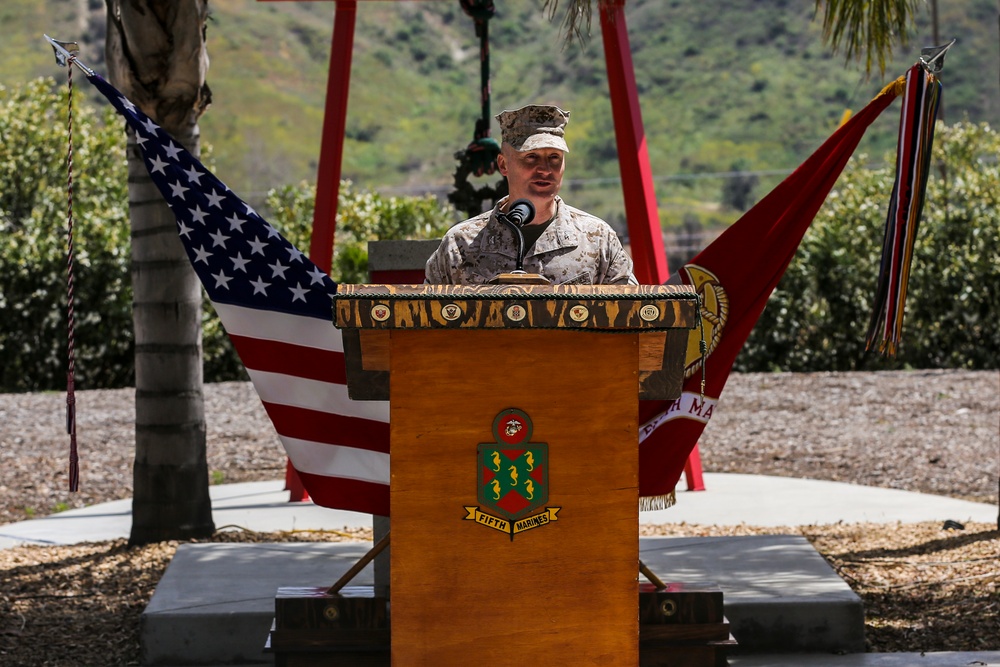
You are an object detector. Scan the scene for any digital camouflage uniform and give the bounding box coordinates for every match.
[425,196,637,285]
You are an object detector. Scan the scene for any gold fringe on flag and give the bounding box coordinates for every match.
[876,74,908,100]
[639,491,677,512]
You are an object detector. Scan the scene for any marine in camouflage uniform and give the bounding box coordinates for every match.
[426,104,637,286]
[424,196,636,285]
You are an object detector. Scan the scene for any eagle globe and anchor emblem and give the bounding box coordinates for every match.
[464,409,560,541]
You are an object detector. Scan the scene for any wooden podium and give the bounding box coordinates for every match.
[329,283,699,666]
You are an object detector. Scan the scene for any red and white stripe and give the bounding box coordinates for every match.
[214,302,391,515]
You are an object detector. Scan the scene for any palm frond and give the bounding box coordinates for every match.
[815,0,922,76]
[543,0,594,47]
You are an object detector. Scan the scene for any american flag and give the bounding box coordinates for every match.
[86,72,391,515]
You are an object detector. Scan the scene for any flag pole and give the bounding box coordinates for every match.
[46,35,98,494]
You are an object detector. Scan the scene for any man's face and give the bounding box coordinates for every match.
[498,146,566,208]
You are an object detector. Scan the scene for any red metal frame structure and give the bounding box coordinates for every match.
[261,0,704,498]
[309,0,357,274]
[598,0,703,491]
[598,0,668,285]
[262,0,358,500]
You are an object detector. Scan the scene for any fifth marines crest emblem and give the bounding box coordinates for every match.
[464,409,560,540]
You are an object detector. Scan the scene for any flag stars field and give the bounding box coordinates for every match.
[206,189,226,208]
[212,270,233,290]
[248,237,267,255]
[231,253,251,272]
[269,261,289,280]
[183,165,204,183]
[148,155,168,174]
[191,206,210,225]
[226,213,247,231]
[168,181,188,199]
[307,266,326,285]
[249,277,271,296]
[208,229,230,248]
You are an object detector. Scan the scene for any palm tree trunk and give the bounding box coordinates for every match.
[106,0,215,544]
[126,127,214,544]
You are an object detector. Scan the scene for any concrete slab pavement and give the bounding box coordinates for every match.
[642,473,999,527]
[2,473,995,549]
[142,534,863,665]
[0,480,371,549]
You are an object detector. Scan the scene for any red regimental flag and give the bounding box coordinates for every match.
[636,81,902,506]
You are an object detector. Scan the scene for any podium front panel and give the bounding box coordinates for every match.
[389,329,639,666]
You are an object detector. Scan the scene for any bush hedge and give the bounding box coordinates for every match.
[0,79,132,391]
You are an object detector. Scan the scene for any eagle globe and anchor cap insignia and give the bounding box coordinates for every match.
[464,408,560,541]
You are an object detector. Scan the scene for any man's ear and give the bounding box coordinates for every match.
[496,152,508,176]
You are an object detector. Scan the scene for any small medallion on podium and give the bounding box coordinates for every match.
[464,409,560,541]
[505,304,527,322]
[441,303,463,321]
[569,304,589,322]
[639,303,660,322]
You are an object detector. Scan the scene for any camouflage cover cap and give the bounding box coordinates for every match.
[495,104,570,153]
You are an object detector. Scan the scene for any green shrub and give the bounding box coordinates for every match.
[265,180,455,284]
[0,78,132,391]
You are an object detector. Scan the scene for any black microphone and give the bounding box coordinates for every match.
[503,198,535,227]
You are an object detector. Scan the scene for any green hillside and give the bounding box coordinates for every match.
[6,0,998,228]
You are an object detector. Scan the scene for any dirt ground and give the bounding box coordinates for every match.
[0,370,997,665]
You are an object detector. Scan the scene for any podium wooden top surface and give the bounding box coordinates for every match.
[333,283,699,332]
